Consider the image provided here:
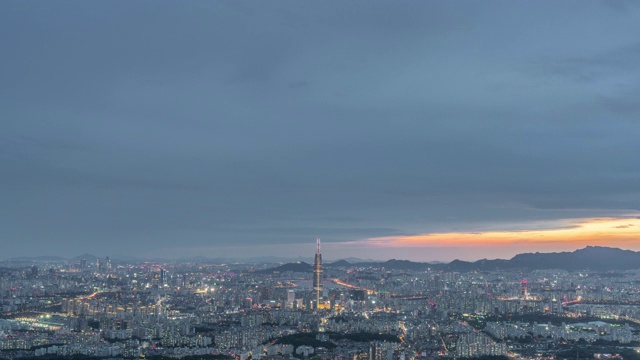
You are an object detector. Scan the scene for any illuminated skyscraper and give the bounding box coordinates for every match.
[313,238,323,309]
[161,269,169,286]
[287,290,295,309]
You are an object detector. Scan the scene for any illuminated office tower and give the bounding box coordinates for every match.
[161,268,169,286]
[313,238,323,309]
[287,290,295,309]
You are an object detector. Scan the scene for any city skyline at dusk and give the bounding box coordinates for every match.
[2,2,639,260]
[3,4,640,359]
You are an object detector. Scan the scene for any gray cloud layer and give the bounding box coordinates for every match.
[1,1,639,258]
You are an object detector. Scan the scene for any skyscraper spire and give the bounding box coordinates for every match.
[313,238,323,309]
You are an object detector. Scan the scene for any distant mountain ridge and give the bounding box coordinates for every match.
[259,247,640,273]
[438,246,640,271]
[4,255,67,262]
[3,247,639,272]
[257,261,313,273]
[447,246,640,271]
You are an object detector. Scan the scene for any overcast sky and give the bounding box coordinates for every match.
[1,1,639,261]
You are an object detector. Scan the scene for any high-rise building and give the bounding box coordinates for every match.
[287,290,295,309]
[160,268,169,286]
[313,238,323,309]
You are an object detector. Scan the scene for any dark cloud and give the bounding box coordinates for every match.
[1,1,639,259]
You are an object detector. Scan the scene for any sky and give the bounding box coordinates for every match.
[1,1,639,262]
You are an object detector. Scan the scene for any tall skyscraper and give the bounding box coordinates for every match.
[287,290,295,309]
[313,238,323,309]
[161,269,169,286]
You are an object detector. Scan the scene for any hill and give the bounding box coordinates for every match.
[5,256,67,262]
[440,246,640,272]
[327,260,351,268]
[258,261,313,273]
[72,254,99,263]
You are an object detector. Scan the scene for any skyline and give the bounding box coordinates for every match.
[3,239,640,264]
[2,1,640,260]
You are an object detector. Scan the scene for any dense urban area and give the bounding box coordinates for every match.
[2,245,640,360]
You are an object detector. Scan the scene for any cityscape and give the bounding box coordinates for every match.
[3,243,640,359]
[2,1,640,360]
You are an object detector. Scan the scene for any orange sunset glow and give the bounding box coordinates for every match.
[361,217,640,251]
